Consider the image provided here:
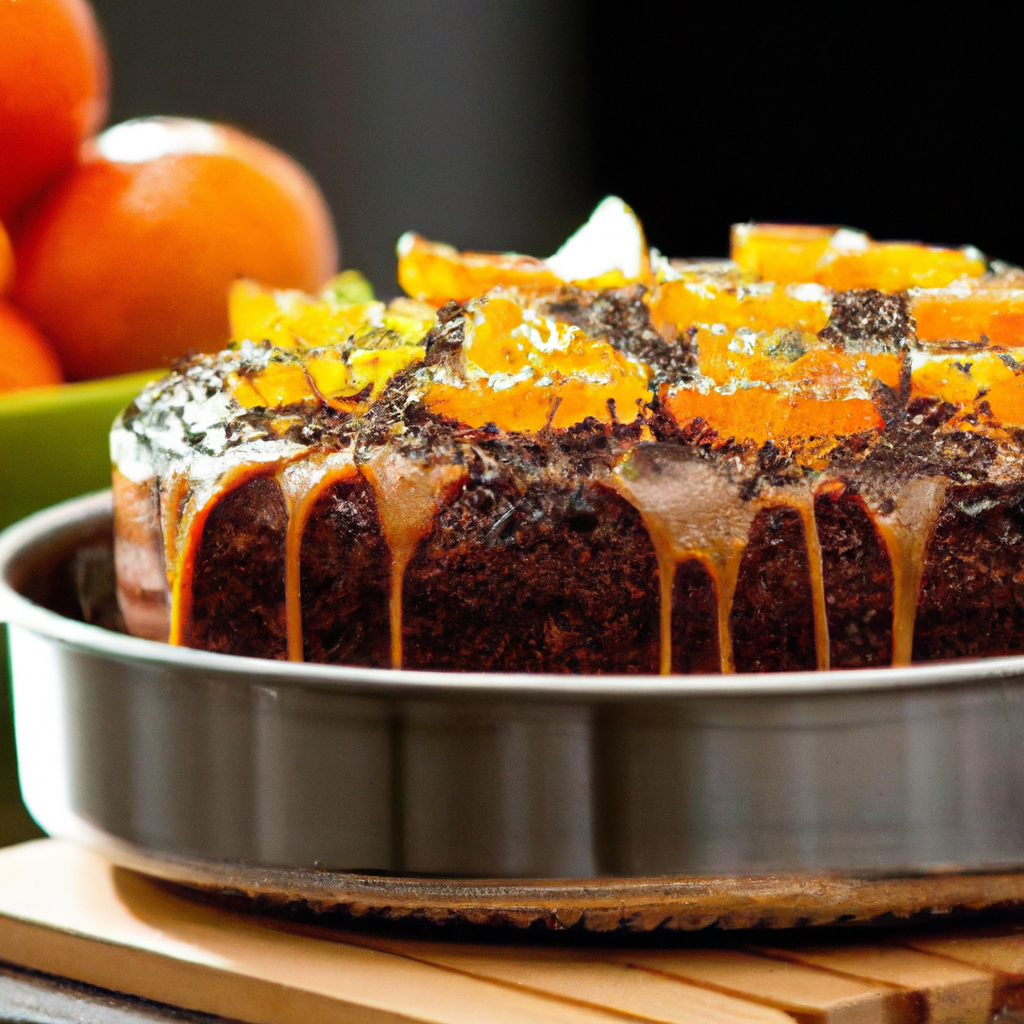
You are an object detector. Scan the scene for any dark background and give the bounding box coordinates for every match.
[88,1,1023,294]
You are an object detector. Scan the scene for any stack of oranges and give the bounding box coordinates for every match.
[0,0,337,394]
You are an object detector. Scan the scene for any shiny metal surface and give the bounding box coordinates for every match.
[5,491,1024,881]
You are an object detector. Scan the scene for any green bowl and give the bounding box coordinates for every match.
[0,370,158,843]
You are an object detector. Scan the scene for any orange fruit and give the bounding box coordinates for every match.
[0,221,13,296]
[0,301,64,394]
[14,117,339,380]
[0,0,109,224]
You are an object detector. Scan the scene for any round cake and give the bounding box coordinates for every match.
[111,199,1024,673]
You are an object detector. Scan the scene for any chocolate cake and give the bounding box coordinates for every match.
[111,199,1024,673]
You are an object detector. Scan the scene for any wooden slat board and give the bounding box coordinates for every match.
[0,841,1024,1024]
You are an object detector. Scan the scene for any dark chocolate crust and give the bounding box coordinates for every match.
[670,559,720,675]
[819,289,912,351]
[815,488,894,669]
[187,474,288,659]
[299,476,392,668]
[730,506,818,674]
[403,474,660,674]
[543,284,698,384]
[915,483,1024,662]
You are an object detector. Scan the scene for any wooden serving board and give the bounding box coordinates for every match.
[1,840,1024,1023]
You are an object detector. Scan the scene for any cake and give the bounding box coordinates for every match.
[111,199,1024,673]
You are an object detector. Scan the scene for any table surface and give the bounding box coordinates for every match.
[4,840,1024,1023]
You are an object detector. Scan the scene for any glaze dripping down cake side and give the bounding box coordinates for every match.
[111,200,1024,673]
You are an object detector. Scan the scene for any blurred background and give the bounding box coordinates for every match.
[88,0,1024,295]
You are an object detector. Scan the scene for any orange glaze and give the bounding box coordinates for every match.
[865,478,948,666]
[361,451,469,669]
[164,444,947,673]
[611,460,832,674]
[610,457,759,674]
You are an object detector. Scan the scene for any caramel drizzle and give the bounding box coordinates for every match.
[362,451,468,669]
[865,477,948,666]
[612,457,834,675]
[164,449,464,668]
[162,446,943,675]
[788,490,830,673]
[277,453,360,662]
[610,459,759,674]
[649,527,677,676]
[159,473,190,597]
[166,462,282,647]
[705,545,747,676]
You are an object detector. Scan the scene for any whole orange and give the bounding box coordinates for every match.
[0,0,109,224]
[14,117,339,380]
[0,221,13,296]
[0,301,64,394]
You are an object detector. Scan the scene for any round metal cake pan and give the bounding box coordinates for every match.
[6,492,1024,927]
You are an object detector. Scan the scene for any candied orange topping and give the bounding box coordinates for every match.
[397,234,562,308]
[732,223,985,291]
[984,376,1024,426]
[215,203,1023,443]
[229,275,434,350]
[859,353,904,390]
[229,342,427,412]
[649,277,830,337]
[910,350,1024,426]
[691,325,821,387]
[226,275,431,412]
[424,294,651,432]
[397,198,649,307]
[230,361,314,408]
[824,244,985,292]
[731,224,836,283]
[912,287,1024,347]
[662,384,883,446]
[681,321,902,396]
[229,279,378,350]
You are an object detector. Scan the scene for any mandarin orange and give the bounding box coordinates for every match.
[0,0,109,224]
[0,221,13,296]
[0,301,64,394]
[14,117,338,380]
